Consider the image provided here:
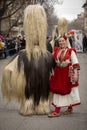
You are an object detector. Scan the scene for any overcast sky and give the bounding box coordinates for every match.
[54,0,86,21]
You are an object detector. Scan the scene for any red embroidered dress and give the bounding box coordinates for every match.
[50,47,81,107]
[50,47,80,95]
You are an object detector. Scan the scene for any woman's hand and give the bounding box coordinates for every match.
[73,69,79,82]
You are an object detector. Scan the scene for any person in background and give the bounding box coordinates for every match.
[0,39,7,58]
[83,34,87,53]
[69,36,73,47]
[16,35,22,51]
[21,36,26,50]
[46,36,53,53]
[50,26,59,52]
[0,39,4,50]
[48,35,81,117]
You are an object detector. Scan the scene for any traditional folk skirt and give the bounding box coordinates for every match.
[50,65,80,107]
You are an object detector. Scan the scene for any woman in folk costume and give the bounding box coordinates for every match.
[1,5,54,116]
[48,18,81,117]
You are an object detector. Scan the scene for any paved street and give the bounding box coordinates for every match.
[0,53,87,130]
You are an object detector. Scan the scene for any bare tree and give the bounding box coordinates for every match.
[0,0,60,35]
[0,0,27,33]
[68,20,84,31]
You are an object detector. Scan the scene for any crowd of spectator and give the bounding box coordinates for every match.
[0,34,26,59]
[0,32,87,59]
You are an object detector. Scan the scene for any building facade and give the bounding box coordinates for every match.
[82,0,87,35]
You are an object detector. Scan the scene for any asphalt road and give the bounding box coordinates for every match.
[0,53,87,130]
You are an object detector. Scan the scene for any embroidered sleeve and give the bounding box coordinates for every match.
[71,50,80,69]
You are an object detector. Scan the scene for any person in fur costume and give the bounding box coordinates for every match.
[1,5,54,116]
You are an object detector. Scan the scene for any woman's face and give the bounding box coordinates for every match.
[58,37,67,49]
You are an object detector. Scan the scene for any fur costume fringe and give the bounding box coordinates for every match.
[1,5,54,116]
[24,5,47,60]
[1,55,26,102]
[57,18,68,36]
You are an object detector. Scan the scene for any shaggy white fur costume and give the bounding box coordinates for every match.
[1,5,54,116]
